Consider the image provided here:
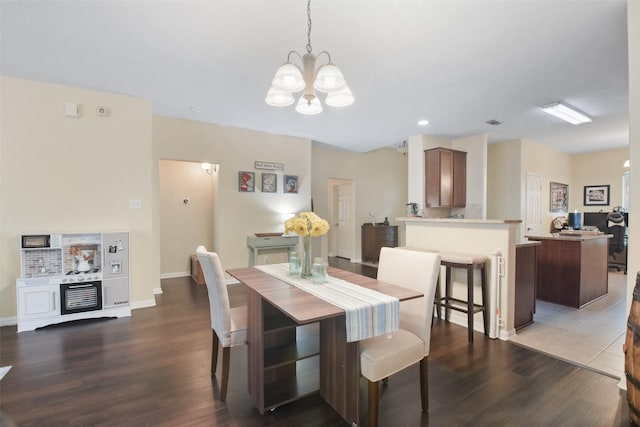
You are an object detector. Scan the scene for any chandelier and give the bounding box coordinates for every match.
[265,0,354,115]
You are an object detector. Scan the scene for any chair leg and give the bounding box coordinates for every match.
[211,330,220,376]
[368,380,379,427]
[467,266,474,342]
[481,264,489,336]
[434,272,441,321]
[220,346,231,401]
[445,266,452,321]
[419,356,429,412]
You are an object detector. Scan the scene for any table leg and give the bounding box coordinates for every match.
[320,315,360,426]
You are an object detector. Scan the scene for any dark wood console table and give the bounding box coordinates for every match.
[361,224,398,263]
[526,232,611,308]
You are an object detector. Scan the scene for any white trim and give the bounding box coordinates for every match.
[153,287,164,294]
[160,271,190,279]
[0,316,17,327]
[131,299,156,309]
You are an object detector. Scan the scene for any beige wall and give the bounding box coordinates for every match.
[311,145,408,261]
[627,1,639,307]
[159,160,215,276]
[486,139,629,242]
[570,148,629,212]
[0,76,156,319]
[521,139,572,237]
[487,140,522,222]
[153,116,311,272]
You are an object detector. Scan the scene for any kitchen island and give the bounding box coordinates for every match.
[526,231,611,308]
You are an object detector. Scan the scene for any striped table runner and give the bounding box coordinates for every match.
[255,263,399,342]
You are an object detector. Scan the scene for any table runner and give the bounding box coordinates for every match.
[255,263,399,342]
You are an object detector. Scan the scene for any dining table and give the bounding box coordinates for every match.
[226,264,423,426]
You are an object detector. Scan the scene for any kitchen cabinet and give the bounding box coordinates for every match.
[527,232,609,308]
[425,148,466,207]
[361,224,398,263]
[514,242,539,330]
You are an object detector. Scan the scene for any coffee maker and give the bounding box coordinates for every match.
[406,203,419,217]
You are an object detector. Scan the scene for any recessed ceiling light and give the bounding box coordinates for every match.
[417,119,429,126]
[486,119,502,126]
[189,106,202,114]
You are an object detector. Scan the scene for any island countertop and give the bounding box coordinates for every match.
[396,217,522,225]
[526,232,611,242]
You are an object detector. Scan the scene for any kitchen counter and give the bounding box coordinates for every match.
[526,233,610,308]
[397,217,521,225]
[398,217,521,340]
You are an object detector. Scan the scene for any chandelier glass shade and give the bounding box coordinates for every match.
[265,0,354,115]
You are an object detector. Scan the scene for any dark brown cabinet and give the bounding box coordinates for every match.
[425,148,466,207]
[514,243,539,330]
[361,224,398,263]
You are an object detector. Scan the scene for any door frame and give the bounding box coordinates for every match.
[327,178,357,261]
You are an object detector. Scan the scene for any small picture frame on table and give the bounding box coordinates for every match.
[238,171,255,192]
[584,185,610,206]
[284,175,298,193]
[261,173,277,193]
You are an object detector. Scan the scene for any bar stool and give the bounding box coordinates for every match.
[434,252,488,342]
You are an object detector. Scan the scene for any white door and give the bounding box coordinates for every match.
[335,182,355,259]
[525,172,542,236]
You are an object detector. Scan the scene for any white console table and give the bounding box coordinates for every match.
[246,235,299,266]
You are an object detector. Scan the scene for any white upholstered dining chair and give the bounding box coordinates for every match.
[359,247,441,427]
[196,245,247,401]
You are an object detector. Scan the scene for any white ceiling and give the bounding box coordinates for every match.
[0,0,630,154]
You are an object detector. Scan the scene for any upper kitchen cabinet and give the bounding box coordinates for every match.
[425,148,467,207]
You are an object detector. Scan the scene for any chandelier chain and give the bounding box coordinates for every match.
[306,0,312,54]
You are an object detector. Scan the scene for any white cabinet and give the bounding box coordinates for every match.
[17,281,60,324]
[103,277,130,310]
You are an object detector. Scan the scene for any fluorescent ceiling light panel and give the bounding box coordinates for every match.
[542,102,592,125]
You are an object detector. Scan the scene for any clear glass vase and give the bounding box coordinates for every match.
[301,235,312,279]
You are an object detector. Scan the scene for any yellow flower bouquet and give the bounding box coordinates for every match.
[284,212,330,278]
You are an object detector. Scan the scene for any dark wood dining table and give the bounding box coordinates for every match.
[227,265,423,426]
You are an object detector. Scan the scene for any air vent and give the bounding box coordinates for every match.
[486,119,502,126]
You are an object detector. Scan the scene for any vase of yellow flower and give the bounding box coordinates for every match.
[284,212,330,279]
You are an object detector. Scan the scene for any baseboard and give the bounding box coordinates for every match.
[153,287,163,295]
[160,271,190,279]
[438,311,502,340]
[0,316,17,327]
[131,299,156,309]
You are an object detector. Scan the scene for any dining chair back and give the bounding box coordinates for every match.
[196,245,247,401]
[360,247,441,427]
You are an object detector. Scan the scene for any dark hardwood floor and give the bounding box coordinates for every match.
[0,258,631,426]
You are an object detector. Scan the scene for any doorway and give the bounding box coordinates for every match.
[525,172,542,236]
[158,160,217,278]
[328,179,356,260]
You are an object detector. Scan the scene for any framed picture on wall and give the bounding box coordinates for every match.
[238,171,255,192]
[550,182,568,212]
[584,185,610,206]
[261,173,277,193]
[284,175,298,193]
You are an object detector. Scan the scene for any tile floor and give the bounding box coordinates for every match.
[509,271,628,380]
